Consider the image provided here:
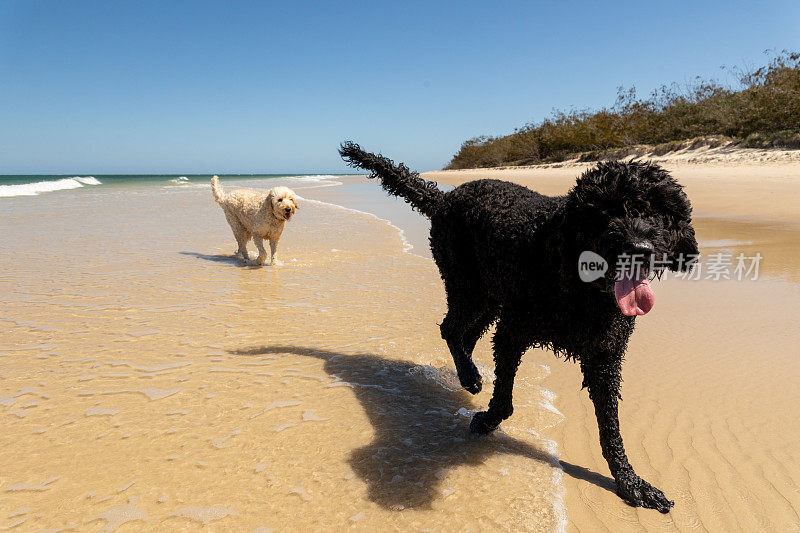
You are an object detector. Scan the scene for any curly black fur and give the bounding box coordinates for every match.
[340,143,699,513]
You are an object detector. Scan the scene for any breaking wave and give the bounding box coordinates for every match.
[0,177,102,198]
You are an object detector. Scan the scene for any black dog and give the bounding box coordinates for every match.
[340,142,699,512]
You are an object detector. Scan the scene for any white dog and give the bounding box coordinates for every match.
[211,176,299,265]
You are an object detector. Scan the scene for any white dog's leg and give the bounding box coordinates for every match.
[268,239,280,266]
[236,243,250,261]
[224,212,250,261]
[254,236,269,265]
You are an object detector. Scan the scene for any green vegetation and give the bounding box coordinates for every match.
[446,51,800,169]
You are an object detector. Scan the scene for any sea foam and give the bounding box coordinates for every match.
[0,177,102,198]
[283,174,343,189]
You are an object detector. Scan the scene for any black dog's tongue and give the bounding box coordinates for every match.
[614,273,655,316]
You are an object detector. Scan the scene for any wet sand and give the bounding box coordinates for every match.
[0,177,564,531]
[425,160,800,531]
[3,161,799,531]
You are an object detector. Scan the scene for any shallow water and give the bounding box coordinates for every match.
[0,178,565,531]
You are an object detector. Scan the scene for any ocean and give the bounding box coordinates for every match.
[0,174,348,198]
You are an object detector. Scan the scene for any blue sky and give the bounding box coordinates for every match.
[1,0,799,174]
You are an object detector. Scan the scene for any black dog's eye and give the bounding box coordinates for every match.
[591,208,610,221]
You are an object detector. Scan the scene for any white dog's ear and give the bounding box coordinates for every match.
[293,197,300,209]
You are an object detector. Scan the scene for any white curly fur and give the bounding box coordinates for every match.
[211,176,300,265]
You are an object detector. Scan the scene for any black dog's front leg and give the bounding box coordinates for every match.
[582,357,674,513]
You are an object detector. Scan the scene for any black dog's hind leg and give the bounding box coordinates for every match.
[461,302,499,356]
[439,276,497,394]
[449,302,499,394]
[470,311,527,434]
[581,356,674,513]
[441,306,485,394]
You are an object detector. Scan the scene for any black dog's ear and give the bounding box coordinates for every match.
[647,179,699,271]
[668,220,699,271]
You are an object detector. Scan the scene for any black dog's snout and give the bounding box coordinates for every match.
[624,241,654,256]
[284,207,292,212]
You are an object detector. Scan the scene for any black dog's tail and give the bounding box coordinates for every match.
[339,141,444,218]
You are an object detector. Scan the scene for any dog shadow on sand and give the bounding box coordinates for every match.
[230,345,616,510]
[180,251,263,269]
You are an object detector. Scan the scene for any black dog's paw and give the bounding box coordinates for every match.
[469,411,498,435]
[457,364,482,394]
[617,476,674,513]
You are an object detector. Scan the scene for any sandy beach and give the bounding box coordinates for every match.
[0,175,563,531]
[1,150,799,531]
[425,150,800,531]
[4,1,798,530]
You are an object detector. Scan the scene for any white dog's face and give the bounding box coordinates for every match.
[270,186,300,221]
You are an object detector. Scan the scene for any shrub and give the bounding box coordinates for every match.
[446,51,800,169]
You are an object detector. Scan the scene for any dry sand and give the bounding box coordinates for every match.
[424,151,800,531]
